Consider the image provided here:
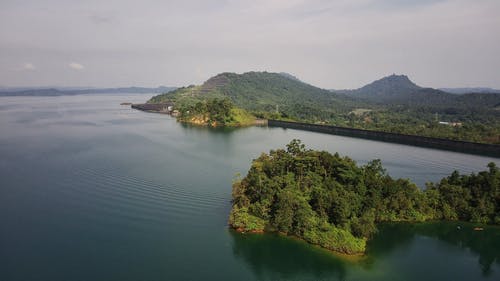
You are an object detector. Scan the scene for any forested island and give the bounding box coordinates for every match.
[229,140,500,255]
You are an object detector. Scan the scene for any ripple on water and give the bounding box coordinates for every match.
[46,165,229,231]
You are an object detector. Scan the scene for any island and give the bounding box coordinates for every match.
[229,140,500,255]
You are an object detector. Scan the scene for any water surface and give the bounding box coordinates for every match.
[0,94,499,281]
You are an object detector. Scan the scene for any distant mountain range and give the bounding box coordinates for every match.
[0,86,176,96]
[4,72,500,115]
[333,77,500,96]
[336,74,422,100]
[148,72,500,111]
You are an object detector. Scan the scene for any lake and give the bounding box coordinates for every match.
[1,94,499,281]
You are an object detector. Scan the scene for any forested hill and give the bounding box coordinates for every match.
[336,74,500,108]
[148,71,362,121]
[338,74,422,101]
[150,71,500,113]
[213,72,353,115]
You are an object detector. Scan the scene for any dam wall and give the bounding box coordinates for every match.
[268,120,500,157]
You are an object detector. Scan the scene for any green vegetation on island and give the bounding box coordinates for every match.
[176,97,255,127]
[148,83,256,127]
[146,72,500,143]
[229,140,500,254]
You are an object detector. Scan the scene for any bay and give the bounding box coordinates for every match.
[1,94,499,281]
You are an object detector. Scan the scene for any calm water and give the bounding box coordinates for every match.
[1,94,499,281]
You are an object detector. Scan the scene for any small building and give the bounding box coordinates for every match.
[439,121,462,127]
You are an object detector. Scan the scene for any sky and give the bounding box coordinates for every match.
[1,0,499,89]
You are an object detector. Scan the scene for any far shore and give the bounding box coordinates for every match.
[130,103,500,157]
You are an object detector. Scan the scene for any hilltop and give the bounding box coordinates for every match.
[338,74,422,100]
[335,74,500,108]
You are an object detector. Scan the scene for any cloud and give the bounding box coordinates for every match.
[68,62,84,70]
[0,0,499,88]
[23,63,36,70]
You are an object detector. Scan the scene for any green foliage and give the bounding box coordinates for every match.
[229,107,256,126]
[229,140,500,254]
[176,97,231,124]
[229,207,266,232]
[146,71,361,125]
[347,105,500,144]
[217,72,356,121]
[426,162,500,223]
[303,225,366,255]
[173,97,254,127]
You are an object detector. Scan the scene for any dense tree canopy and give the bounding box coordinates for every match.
[229,140,500,254]
[171,97,255,127]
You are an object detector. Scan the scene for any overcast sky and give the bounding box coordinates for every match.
[1,0,499,89]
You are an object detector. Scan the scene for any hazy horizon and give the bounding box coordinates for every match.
[1,0,499,89]
[1,71,500,92]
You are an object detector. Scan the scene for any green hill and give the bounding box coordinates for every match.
[148,71,360,122]
[338,74,500,108]
[343,74,422,101]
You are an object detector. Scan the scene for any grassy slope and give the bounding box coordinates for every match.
[229,107,256,126]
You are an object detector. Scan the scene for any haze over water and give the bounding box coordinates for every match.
[1,94,499,281]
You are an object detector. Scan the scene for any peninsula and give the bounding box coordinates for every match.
[229,140,500,255]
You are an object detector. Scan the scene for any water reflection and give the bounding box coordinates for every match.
[230,230,350,281]
[231,223,500,280]
[367,222,500,276]
[179,122,240,134]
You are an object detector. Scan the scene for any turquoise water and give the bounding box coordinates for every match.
[1,94,499,281]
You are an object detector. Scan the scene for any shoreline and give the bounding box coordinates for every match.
[130,104,499,157]
[131,103,267,127]
[229,220,497,257]
[268,119,500,157]
[229,226,366,258]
